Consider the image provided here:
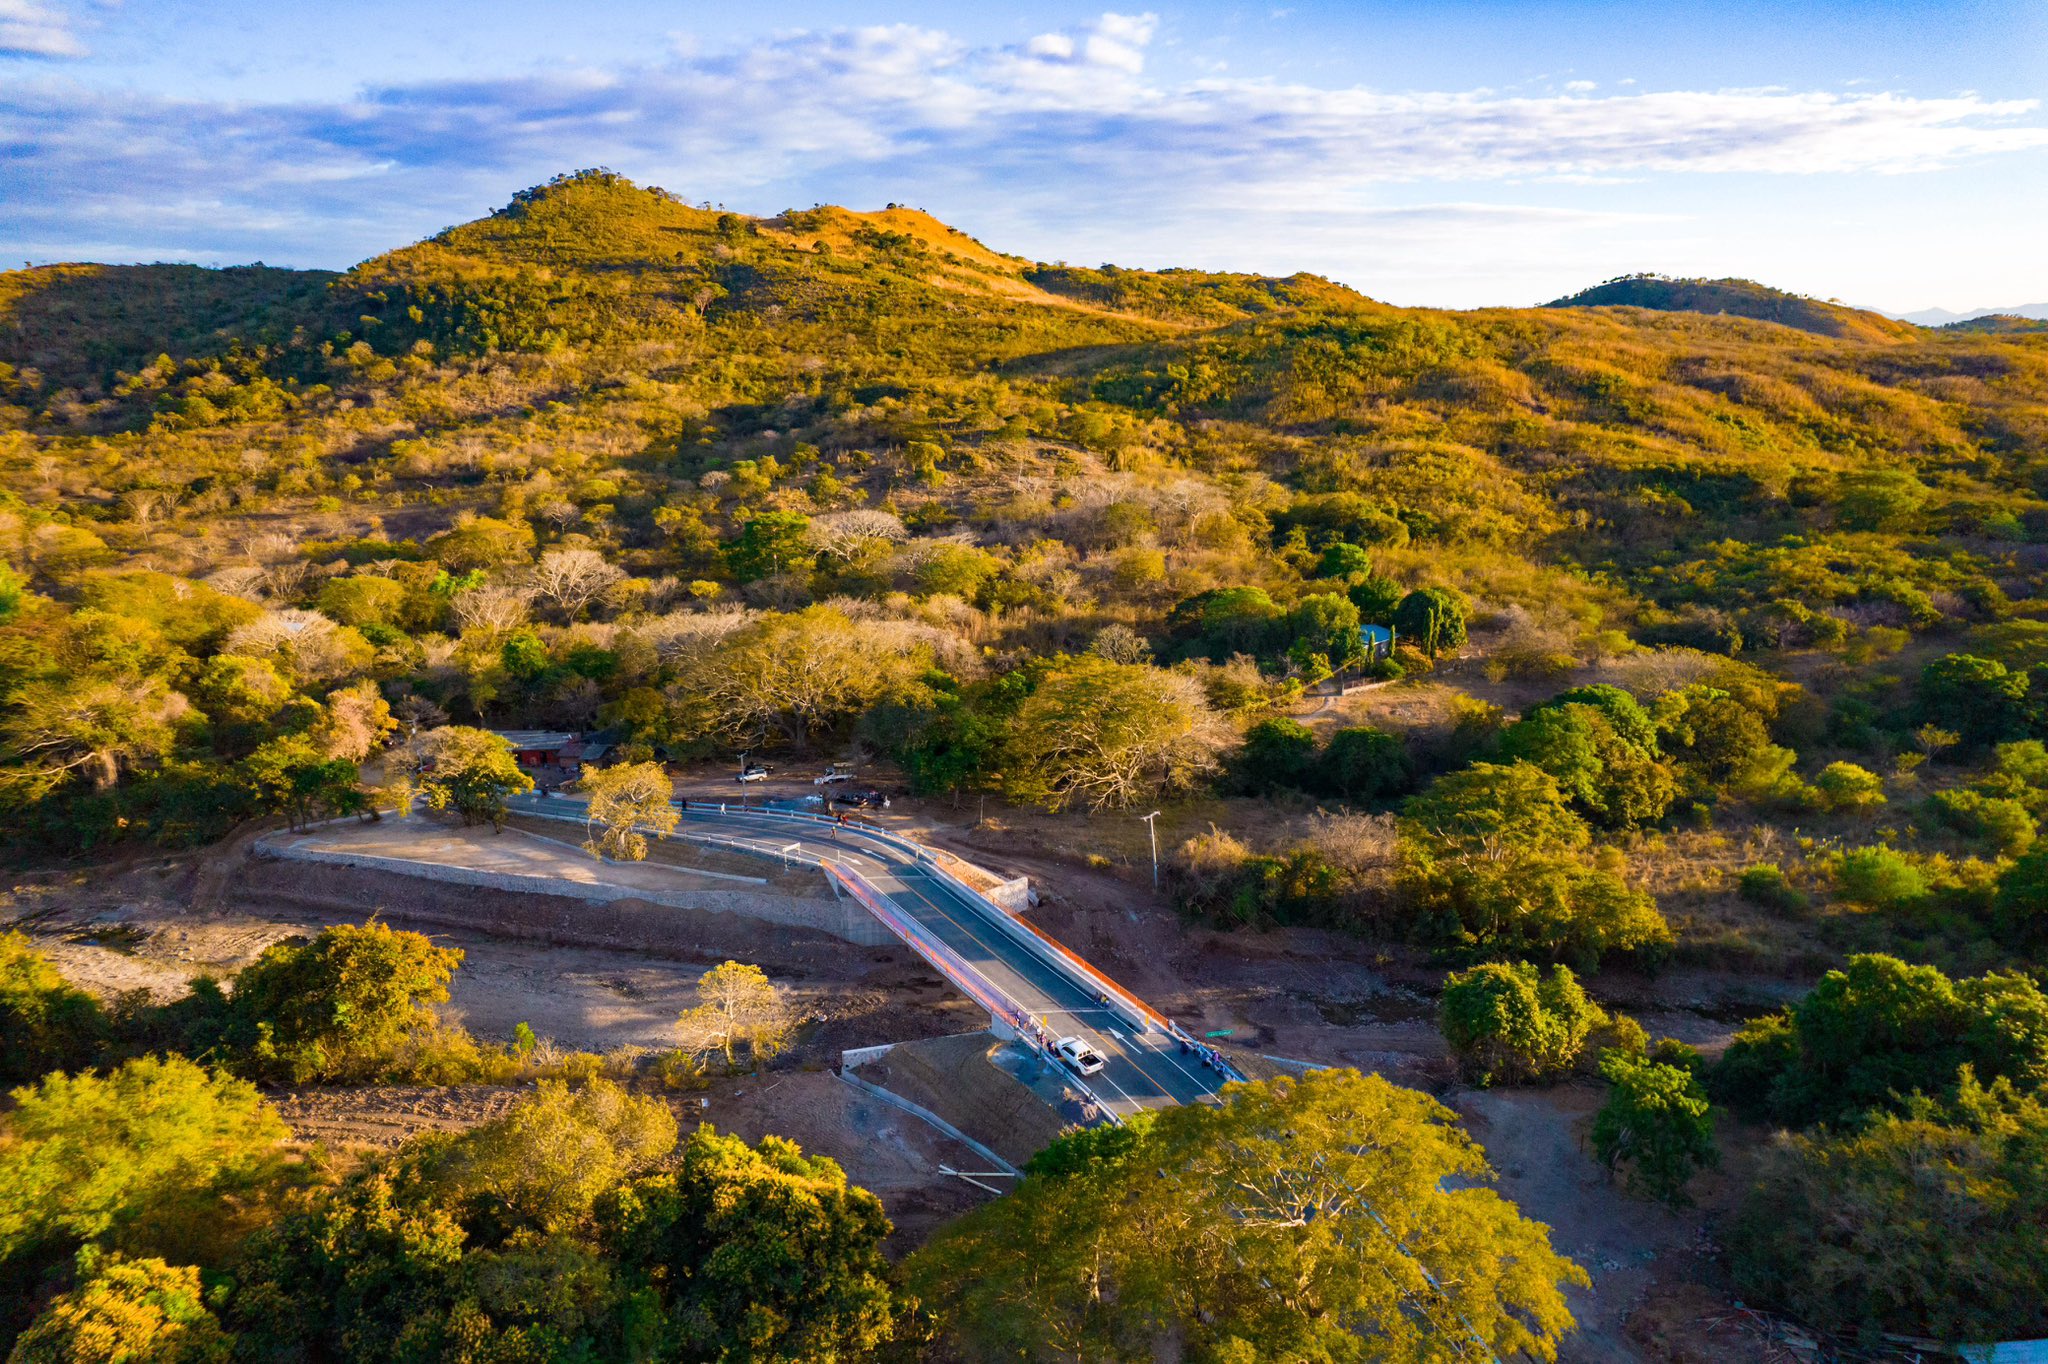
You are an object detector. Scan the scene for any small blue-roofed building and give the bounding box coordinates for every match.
[1359,624,1394,660]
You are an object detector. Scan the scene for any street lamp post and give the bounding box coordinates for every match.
[1140,810,1162,892]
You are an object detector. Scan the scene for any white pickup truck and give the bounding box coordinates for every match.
[1054,1035,1107,1076]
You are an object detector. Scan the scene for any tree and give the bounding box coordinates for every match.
[1286,592,1364,669]
[1996,842,2048,945]
[1812,760,1886,811]
[241,735,364,830]
[1652,683,1773,795]
[418,726,533,827]
[1316,725,1411,801]
[1401,760,1589,858]
[581,759,678,860]
[222,921,465,1084]
[314,575,405,629]
[186,655,293,756]
[910,1068,1587,1363]
[1710,953,2048,1128]
[725,512,813,581]
[1592,1052,1716,1207]
[668,607,926,751]
[221,610,374,687]
[1439,961,1607,1085]
[1401,849,1670,968]
[407,1079,677,1238]
[1306,541,1367,582]
[9,1252,232,1364]
[1832,846,1926,908]
[674,961,793,1068]
[1833,467,1930,532]
[1001,656,1230,812]
[0,1057,290,1288]
[1167,587,1284,659]
[1231,716,1318,794]
[1,677,189,794]
[1531,684,1658,753]
[529,545,625,620]
[1393,586,1467,660]
[1730,1073,2048,1341]
[0,932,110,1085]
[309,679,396,762]
[1920,653,2032,746]
[1347,572,1404,625]
[1499,703,1674,829]
[604,1124,896,1364]
[424,515,535,571]
[225,1162,624,1363]
[447,582,533,638]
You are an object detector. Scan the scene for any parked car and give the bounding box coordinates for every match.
[735,766,770,783]
[813,768,854,785]
[831,789,890,809]
[1054,1035,1107,1076]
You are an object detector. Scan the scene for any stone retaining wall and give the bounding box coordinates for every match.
[254,842,896,947]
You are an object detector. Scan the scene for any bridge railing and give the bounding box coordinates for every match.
[513,792,1244,1089]
[825,862,1126,1124]
[677,803,1172,1037]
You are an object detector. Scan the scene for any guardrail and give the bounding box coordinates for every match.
[511,793,1243,1093]
[675,803,1168,1037]
[827,863,1126,1124]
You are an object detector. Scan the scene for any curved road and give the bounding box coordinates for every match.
[509,792,1228,1118]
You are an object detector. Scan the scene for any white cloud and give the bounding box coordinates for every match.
[0,0,84,57]
[2,9,2045,301]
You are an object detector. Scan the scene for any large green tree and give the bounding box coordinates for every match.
[1592,1052,1716,1207]
[219,921,465,1084]
[416,725,533,827]
[0,932,109,1085]
[1730,1074,2048,1341]
[1439,961,1607,1085]
[1711,953,2048,1128]
[0,1057,291,1341]
[911,1068,1588,1363]
[605,1124,896,1364]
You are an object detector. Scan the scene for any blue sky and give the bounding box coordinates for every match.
[4,0,2045,310]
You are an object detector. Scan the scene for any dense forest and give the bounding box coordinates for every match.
[5,168,2048,1358]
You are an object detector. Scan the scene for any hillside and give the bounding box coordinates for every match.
[3,165,2048,877]
[7,166,2048,1355]
[1545,273,1920,342]
[1943,312,2048,335]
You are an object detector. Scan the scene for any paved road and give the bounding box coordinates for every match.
[509,793,1228,1117]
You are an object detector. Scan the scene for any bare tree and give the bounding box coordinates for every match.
[529,546,625,620]
[120,487,177,528]
[804,510,907,562]
[225,608,370,685]
[450,583,534,638]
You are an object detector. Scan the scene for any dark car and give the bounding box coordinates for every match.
[831,789,891,809]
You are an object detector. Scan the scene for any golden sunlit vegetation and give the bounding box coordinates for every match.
[7,167,2048,1352]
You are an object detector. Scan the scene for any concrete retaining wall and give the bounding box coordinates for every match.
[984,876,1034,912]
[255,842,896,947]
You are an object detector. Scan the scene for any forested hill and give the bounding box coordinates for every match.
[2,166,2048,858]
[1543,273,1919,342]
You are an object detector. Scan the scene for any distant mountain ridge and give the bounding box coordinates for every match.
[1544,274,1917,343]
[1893,302,2048,327]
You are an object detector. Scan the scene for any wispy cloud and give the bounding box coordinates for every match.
[0,0,85,57]
[3,10,2045,285]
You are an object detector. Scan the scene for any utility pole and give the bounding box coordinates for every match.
[1140,810,1162,892]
